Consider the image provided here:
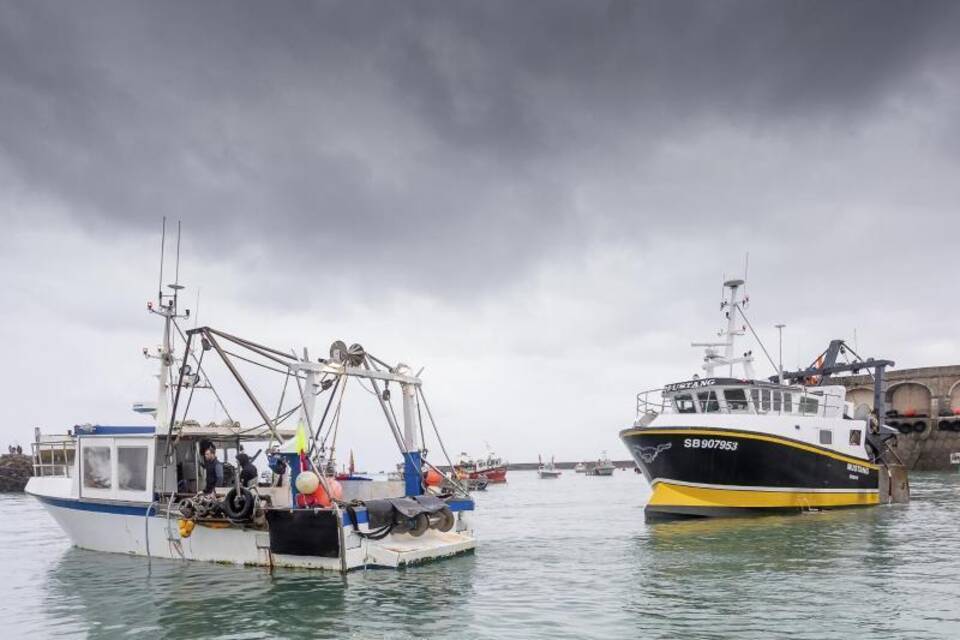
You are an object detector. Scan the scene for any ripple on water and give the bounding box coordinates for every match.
[2,472,960,639]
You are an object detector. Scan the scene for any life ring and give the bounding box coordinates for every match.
[222,487,255,520]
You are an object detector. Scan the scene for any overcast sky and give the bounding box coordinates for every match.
[2,1,959,469]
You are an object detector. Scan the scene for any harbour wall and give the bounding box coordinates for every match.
[832,364,960,471]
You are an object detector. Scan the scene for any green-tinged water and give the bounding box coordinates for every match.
[2,471,959,639]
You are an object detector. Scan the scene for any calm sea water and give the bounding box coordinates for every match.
[2,470,959,639]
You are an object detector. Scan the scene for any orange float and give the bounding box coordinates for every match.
[424,468,444,487]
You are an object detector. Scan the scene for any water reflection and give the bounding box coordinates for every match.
[43,545,479,638]
[6,472,960,639]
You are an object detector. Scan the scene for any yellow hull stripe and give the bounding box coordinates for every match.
[649,481,880,509]
[621,428,878,470]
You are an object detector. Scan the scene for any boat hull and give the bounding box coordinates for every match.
[620,426,880,520]
[538,470,561,479]
[27,483,476,571]
[586,467,614,476]
[464,466,507,483]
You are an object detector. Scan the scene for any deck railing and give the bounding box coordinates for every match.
[31,440,75,477]
[635,386,849,423]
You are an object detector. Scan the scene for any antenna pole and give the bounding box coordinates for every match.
[158,217,166,303]
[775,324,786,384]
[175,220,181,286]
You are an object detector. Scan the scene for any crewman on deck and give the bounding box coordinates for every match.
[200,440,223,494]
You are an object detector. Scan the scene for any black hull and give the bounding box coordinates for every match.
[620,426,880,519]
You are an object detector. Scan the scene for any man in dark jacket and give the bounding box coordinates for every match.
[200,440,223,494]
[235,449,261,487]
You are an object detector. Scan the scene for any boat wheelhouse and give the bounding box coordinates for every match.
[620,278,908,520]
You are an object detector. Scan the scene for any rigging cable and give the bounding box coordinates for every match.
[735,304,780,377]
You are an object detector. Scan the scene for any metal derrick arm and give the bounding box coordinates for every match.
[773,338,897,462]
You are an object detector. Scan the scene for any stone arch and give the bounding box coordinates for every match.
[888,382,933,417]
[948,380,960,415]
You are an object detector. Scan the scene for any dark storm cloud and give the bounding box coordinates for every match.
[1,0,959,294]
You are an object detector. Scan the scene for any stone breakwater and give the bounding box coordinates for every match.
[0,454,32,492]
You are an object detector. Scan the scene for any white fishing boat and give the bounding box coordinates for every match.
[573,462,586,473]
[586,451,615,476]
[26,222,476,571]
[537,456,562,479]
[620,277,909,520]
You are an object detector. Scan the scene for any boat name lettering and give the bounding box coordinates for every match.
[664,379,717,392]
[683,438,738,451]
[846,463,869,475]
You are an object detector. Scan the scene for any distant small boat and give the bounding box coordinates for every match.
[538,455,562,479]
[586,451,615,476]
[573,462,586,473]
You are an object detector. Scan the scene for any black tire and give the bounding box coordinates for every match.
[435,508,455,533]
[951,422,960,432]
[913,421,926,433]
[409,513,430,537]
[222,487,255,520]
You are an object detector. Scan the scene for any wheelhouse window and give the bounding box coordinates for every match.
[724,389,749,413]
[849,430,862,446]
[819,429,833,445]
[83,446,112,489]
[783,393,793,413]
[674,394,697,414]
[800,397,820,415]
[697,391,720,413]
[118,446,149,492]
[773,392,782,412]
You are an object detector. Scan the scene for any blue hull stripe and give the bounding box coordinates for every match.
[33,494,474,524]
[31,493,155,516]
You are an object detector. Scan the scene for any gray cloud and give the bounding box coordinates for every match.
[3,1,960,463]
[2,0,959,299]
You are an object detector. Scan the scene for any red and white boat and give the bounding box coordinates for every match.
[456,451,508,484]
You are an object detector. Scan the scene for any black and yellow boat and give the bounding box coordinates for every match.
[621,279,906,520]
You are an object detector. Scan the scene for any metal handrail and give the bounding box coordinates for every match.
[635,385,851,420]
[31,440,75,478]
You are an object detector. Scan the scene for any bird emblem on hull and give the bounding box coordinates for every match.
[633,442,672,463]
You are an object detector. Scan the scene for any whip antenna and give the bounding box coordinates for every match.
[158,216,166,302]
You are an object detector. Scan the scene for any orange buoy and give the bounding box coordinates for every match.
[953,407,960,416]
[425,468,444,487]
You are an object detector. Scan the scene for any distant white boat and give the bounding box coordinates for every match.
[538,455,562,479]
[586,451,615,476]
[573,462,586,473]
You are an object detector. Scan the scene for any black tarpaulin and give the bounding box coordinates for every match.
[364,495,449,529]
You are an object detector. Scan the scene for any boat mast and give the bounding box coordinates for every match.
[150,219,188,432]
[694,278,755,379]
[400,370,422,497]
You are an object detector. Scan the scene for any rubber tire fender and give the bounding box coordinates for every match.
[222,487,255,521]
[913,421,926,433]
[409,513,430,537]
[435,507,455,533]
